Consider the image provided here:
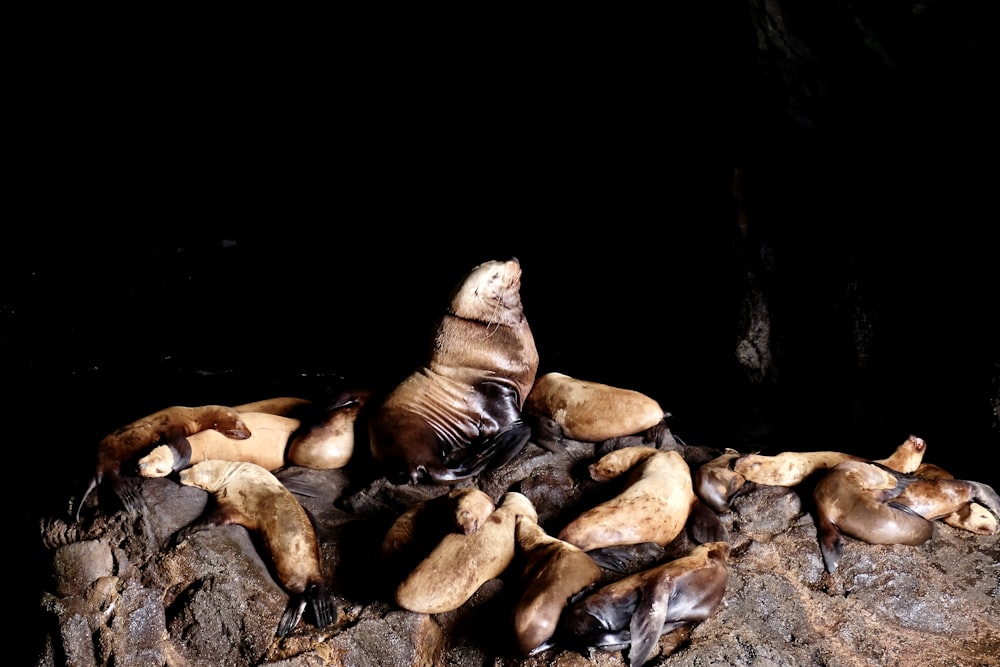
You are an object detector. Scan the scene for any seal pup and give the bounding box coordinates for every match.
[558,541,731,667]
[693,448,747,513]
[286,389,370,469]
[733,434,927,487]
[512,514,602,657]
[76,404,252,522]
[892,463,1000,535]
[557,447,726,557]
[137,411,300,477]
[395,491,537,614]
[522,372,666,448]
[176,460,337,637]
[812,460,934,573]
[369,258,539,484]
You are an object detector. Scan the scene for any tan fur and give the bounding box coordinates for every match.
[233,396,314,417]
[694,448,746,513]
[558,447,696,551]
[138,412,298,476]
[286,391,369,469]
[512,515,602,656]
[896,463,999,535]
[381,488,496,561]
[522,372,665,442]
[734,435,927,487]
[395,492,538,614]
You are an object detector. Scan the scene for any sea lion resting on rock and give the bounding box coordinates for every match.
[558,447,727,557]
[892,463,1000,536]
[176,460,337,637]
[733,434,927,489]
[369,258,539,484]
[513,514,603,657]
[522,372,666,448]
[395,491,537,614]
[76,404,252,522]
[557,541,731,667]
[694,448,747,514]
[813,460,935,573]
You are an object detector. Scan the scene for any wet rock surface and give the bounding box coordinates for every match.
[35,423,1000,667]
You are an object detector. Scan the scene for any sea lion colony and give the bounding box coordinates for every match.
[70,258,1000,666]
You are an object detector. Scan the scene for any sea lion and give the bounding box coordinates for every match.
[395,491,537,614]
[512,514,602,657]
[693,448,747,513]
[176,460,337,637]
[812,460,935,573]
[892,463,1000,535]
[558,541,731,667]
[76,404,252,522]
[557,447,723,554]
[369,258,539,484]
[733,434,927,487]
[522,372,666,446]
[137,411,299,477]
[286,390,370,469]
[233,396,314,417]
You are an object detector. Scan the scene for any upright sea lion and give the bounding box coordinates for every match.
[557,447,725,555]
[137,411,300,477]
[512,514,602,657]
[522,372,666,447]
[369,258,539,484]
[558,541,731,667]
[734,434,927,487]
[286,390,370,469]
[892,463,1000,535]
[395,491,537,614]
[76,404,252,522]
[693,448,747,513]
[176,460,337,637]
[812,460,934,573]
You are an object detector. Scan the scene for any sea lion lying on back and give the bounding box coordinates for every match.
[176,460,337,637]
[76,404,251,522]
[369,259,539,484]
[557,541,731,667]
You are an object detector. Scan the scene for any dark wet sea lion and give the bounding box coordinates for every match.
[176,460,336,637]
[76,404,252,522]
[734,434,927,487]
[369,258,539,484]
[812,460,934,573]
[522,372,666,446]
[286,390,370,469]
[513,514,602,657]
[558,541,731,667]
[395,491,537,614]
[693,448,747,513]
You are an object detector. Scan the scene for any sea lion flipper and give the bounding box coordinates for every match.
[585,547,634,573]
[628,586,669,667]
[686,499,730,545]
[308,583,338,630]
[969,481,1000,522]
[276,595,308,638]
[110,472,146,515]
[439,421,532,480]
[817,515,843,573]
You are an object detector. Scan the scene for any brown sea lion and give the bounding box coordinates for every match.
[558,541,731,667]
[369,258,539,484]
[557,447,723,554]
[812,460,935,573]
[892,463,1000,535]
[522,372,666,446]
[286,390,370,469]
[693,448,747,513]
[733,434,927,487]
[395,491,537,614]
[137,411,299,477]
[76,404,252,522]
[232,396,314,417]
[176,460,336,637]
[512,514,602,657]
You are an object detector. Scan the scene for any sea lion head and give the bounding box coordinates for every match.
[448,258,525,325]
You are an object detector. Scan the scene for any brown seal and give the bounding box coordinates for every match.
[137,411,299,477]
[694,448,747,513]
[733,434,927,487]
[557,541,731,667]
[557,447,715,553]
[812,460,935,573]
[512,514,602,657]
[76,404,252,521]
[286,390,370,469]
[369,258,539,484]
[176,460,336,637]
[395,491,538,614]
[522,372,666,446]
[892,463,1000,535]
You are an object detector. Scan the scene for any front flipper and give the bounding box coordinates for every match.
[434,420,532,482]
[687,499,730,545]
[628,586,669,667]
[817,515,843,573]
[110,472,146,516]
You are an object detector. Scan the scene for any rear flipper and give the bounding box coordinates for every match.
[276,583,337,638]
[687,499,730,544]
[969,481,1000,523]
[817,515,843,573]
